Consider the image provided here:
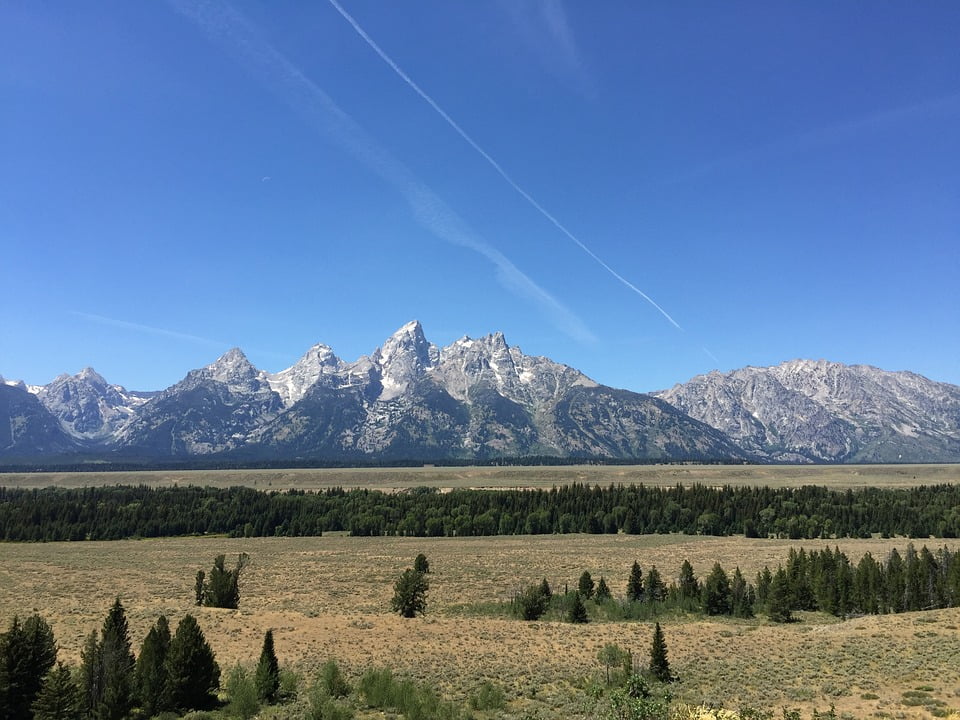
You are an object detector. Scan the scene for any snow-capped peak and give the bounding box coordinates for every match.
[267,343,343,407]
[373,321,437,401]
[205,348,257,383]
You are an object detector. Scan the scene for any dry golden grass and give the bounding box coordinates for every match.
[3,533,960,718]
[2,462,958,491]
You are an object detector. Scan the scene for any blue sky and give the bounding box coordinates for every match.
[2,1,958,393]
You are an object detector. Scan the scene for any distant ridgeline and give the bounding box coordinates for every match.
[2,483,960,541]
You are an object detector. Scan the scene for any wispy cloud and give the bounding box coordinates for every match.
[663,93,960,186]
[498,0,591,94]
[71,311,230,348]
[326,0,681,331]
[168,0,594,344]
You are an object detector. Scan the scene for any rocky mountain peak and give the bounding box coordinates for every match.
[373,321,437,401]
[204,347,259,385]
[267,343,343,407]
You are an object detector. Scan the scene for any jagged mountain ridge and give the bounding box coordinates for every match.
[654,359,960,463]
[1,322,745,462]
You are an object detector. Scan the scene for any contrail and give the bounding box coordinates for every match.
[72,311,229,348]
[326,0,682,331]
[167,0,593,344]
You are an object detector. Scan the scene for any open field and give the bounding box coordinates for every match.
[3,533,960,718]
[2,462,959,491]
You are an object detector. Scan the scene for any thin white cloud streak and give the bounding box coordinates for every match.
[168,0,593,344]
[326,0,682,332]
[72,311,230,348]
[663,93,960,186]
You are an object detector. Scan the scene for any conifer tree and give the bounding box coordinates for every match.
[648,623,672,682]
[202,554,249,609]
[730,567,754,618]
[254,630,280,703]
[567,592,589,623]
[391,568,429,618]
[79,630,102,715]
[135,615,170,717]
[578,571,595,599]
[30,662,83,720]
[767,567,793,623]
[413,553,430,574]
[165,615,220,711]
[645,566,667,603]
[595,576,612,602]
[678,560,699,601]
[0,613,57,720]
[97,598,136,720]
[702,563,732,615]
[539,578,553,600]
[626,561,644,602]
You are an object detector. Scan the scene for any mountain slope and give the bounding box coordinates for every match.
[0,382,78,458]
[655,359,960,463]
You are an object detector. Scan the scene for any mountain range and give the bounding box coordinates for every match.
[2,321,958,465]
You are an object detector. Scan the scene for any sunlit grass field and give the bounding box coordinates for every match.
[2,461,958,491]
[3,531,959,718]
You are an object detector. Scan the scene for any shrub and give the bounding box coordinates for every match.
[469,681,506,711]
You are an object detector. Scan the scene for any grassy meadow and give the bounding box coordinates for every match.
[2,461,959,491]
[3,531,960,719]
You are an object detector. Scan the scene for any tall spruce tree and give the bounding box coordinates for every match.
[391,568,429,618]
[648,623,672,682]
[730,567,754,618]
[79,630,102,716]
[578,571,595,599]
[627,561,644,602]
[96,598,136,720]
[0,613,57,720]
[678,560,699,601]
[767,567,793,623]
[135,615,171,717]
[702,563,732,615]
[165,615,220,711]
[595,576,612,603]
[567,592,589,623]
[30,662,83,720]
[254,630,280,703]
[645,566,667,603]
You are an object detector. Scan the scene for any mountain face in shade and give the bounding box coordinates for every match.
[655,359,960,463]
[4,328,956,465]
[0,323,746,463]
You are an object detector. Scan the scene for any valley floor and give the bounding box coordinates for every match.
[3,533,960,718]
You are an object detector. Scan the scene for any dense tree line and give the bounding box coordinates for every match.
[3,482,960,542]
[756,543,960,619]
[514,545,960,626]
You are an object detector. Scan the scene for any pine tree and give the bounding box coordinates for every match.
[702,562,732,615]
[645,565,667,603]
[539,578,552,600]
[626,561,644,602]
[203,554,249,609]
[97,598,136,720]
[595,576,612,603]
[0,613,58,720]
[30,663,83,720]
[135,615,170,717]
[413,553,430,574]
[730,567,754,618]
[578,571,595,599]
[254,630,280,703]
[567,592,589,623]
[648,623,672,682]
[79,630,102,716]
[165,615,220,711]
[678,560,699,601]
[767,567,793,623]
[391,568,429,618]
